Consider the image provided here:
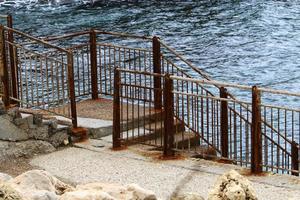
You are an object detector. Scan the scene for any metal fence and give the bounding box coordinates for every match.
[1,16,299,176]
[113,68,300,176]
[0,25,78,126]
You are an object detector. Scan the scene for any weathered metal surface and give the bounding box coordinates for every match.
[0,25,9,106]
[251,86,262,174]
[67,52,78,128]
[90,29,98,100]
[291,141,299,176]
[220,87,228,158]
[113,68,121,149]
[153,36,162,110]
[163,74,174,156]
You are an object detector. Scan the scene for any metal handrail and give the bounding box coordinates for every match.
[3,26,69,53]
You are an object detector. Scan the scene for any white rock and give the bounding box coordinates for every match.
[0,181,24,200]
[9,170,73,199]
[0,172,13,182]
[30,190,58,200]
[59,190,116,200]
[171,192,204,200]
[208,170,258,200]
[223,181,246,200]
[76,182,127,199]
[127,184,157,200]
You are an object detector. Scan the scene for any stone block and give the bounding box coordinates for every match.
[0,115,29,141]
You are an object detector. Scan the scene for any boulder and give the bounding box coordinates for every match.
[0,140,55,161]
[9,170,73,200]
[0,115,28,141]
[0,182,24,200]
[76,183,127,199]
[0,173,13,182]
[73,183,158,200]
[208,170,258,200]
[48,130,69,148]
[127,184,157,200]
[171,193,204,200]
[59,190,116,200]
[29,190,58,200]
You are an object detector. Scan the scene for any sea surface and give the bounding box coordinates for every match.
[1,0,300,105]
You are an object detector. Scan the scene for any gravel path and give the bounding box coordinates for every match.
[30,140,300,200]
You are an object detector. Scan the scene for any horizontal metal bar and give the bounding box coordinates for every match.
[43,31,90,41]
[171,75,300,97]
[0,94,72,120]
[3,26,69,53]
[95,30,152,40]
[97,42,151,52]
[260,103,300,112]
[117,68,165,77]
[121,83,163,91]
[67,43,90,50]
[171,75,253,90]
[172,90,251,105]
[7,41,67,65]
[159,39,211,80]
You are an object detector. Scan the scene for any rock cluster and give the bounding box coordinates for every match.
[0,103,71,161]
[0,105,70,152]
[208,170,257,200]
[0,170,160,200]
[0,140,56,161]
[0,169,259,200]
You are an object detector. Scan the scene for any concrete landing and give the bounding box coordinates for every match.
[31,140,300,200]
[54,115,113,139]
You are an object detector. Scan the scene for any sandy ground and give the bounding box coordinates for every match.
[0,158,36,177]
[29,139,300,200]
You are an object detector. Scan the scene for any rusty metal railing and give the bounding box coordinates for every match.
[0,25,78,127]
[1,15,298,176]
[113,68,299,176]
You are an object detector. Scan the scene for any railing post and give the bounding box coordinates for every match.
[153,36,162,110]
[163,74,174,157]
[220,87,228,158]
[0,25,10,107]
[113,68,121,149]
[67,52,77,128]
[291,141,299,176]
[7,15,18,103]
[90,29,98,100]
[251,86,262,174]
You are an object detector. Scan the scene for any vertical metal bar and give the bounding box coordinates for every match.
[251,86,262,174]
[113,68,121,149]
[220,87,228,158]
[153,36,162,110]
[67,52,77,128]
[90,30,98,99]
[0,25,10,106]
[291,141,299,176]
[164,74,174,156]
[7,15,18,102]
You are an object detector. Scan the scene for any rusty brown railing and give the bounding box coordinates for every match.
[1,16,299,176]
[0,25,78,127]
[113,68,299,176]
